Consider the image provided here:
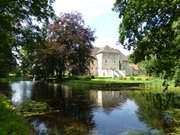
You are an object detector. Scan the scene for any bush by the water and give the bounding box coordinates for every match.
[167,109,180,135]
[19,100,60,117]
[67,75,92,80]
[136,78,142,81]
[0,96,32,135]
[19,100,48,113]
[130,76,135,80]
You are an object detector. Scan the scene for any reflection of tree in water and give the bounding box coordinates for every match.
[30,82,62,101]
[0,82,12,97]
[129,92,180,132]
[28,83,96,135]
[28,112,95,135]
[89,90,128,113]
[29,84,130,134]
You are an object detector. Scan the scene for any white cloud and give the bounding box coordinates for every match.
[53,0,115,20]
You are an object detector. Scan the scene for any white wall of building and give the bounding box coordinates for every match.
[96,53,103,70]
[102,53,120,70]
[96,52,124,77]
[90,47,133,77]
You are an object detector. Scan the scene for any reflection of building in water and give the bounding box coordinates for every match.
[61,85,73,98]
[89,90,127,111]
[60,86,128,112]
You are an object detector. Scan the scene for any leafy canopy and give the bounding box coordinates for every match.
[33,12,95,80]
[114,0,180,87]
[0,0,54,77]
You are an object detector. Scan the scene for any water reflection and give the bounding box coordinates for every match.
[89,91,127,112]
[31,120,48,135]
[5,81,180,135]
[93,99,148,135]
[10,81,32,105]
[129,92,180,132]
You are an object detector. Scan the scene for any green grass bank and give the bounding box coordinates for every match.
[0,96,35,135]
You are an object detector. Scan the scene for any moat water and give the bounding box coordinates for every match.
[1,81,179,135]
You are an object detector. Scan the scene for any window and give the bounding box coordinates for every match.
[119,61,121,70]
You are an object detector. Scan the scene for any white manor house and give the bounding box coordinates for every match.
[90,45,138,77]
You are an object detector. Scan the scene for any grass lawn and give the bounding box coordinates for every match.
[64,76,180,92]
[64,76,159,87]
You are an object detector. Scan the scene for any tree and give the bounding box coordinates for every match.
[113,0,180,88]
[32,43,66,80]
[0,0,54,77]
[33,12,95,80]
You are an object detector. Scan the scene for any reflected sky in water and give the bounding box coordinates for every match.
[31,120,48,135]
[6,81,172,135]
[93,99,147,135]
[10,81,32,105]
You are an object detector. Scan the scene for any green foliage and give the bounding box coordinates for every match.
[0,0,55,77]
[94,77,112,79]
[114,0,180,87]
[136,78,142,81]
[174,67,180,87]
[19,100,48,112]
[166,109,180,135]
[118,76,124,80]
[33,12,95,80]
[129,92,180,134]
[0,96,32,135]
[129,76,135,80]
[18,100,60,117]
[76,76,92,80]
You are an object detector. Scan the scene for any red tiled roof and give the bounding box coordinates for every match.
[129,64,139,70]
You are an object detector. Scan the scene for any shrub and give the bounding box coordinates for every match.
[95,77,112,79]
[91,75,95,79]
[78,76,91,80]
[130,76,135,80]
[137,78,142,80]
[0,96,31,135]
[119,77,124,80]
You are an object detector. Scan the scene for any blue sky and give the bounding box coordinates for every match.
[53,0,131,55]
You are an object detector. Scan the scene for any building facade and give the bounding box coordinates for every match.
[90,45,133,77]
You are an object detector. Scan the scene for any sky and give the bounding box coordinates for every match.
[52,0,132,55]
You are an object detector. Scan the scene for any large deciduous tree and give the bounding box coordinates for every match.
[33,12,95,80]
[113,0,180,88]
[0,0,54,77]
